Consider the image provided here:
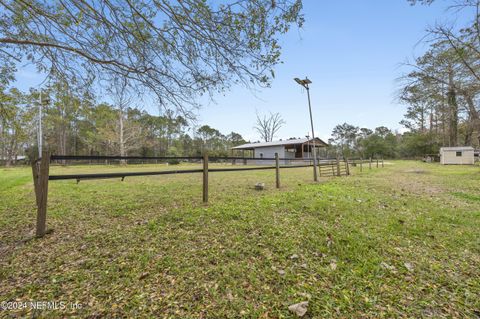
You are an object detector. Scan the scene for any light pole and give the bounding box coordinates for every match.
[294,77,318,182]
[37,91,50,157]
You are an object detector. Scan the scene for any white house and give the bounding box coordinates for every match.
[231,138,328,162]
[440,146,475,165]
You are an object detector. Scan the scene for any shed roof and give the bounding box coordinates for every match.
[440,146,474,151]
[231,137,328,150]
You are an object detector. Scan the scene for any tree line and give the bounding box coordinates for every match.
[327,123,440,159]
[328,1,480,158]
[398,0,480,152]
[0,76,248,166]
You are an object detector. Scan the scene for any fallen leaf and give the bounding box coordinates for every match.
[404,262,414,272]
[330,260,337,271]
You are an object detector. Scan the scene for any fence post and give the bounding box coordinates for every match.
[382,157,384,168]
[369,157,372,169]
[360,158,363,172]
[275,153,280,189]
[376,158,379,168]
[36,150,50,237]
[336,156,341,177]
[31,159,40,207]
[345,157,350,176]
[203,153,208,203]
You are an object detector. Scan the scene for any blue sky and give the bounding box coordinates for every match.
[14,1,469,142]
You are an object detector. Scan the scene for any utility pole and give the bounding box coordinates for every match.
[38,91,43,157]
[37,90,50,157]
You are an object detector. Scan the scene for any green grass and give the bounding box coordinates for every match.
[0,161,479,318]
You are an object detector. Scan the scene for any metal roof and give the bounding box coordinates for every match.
[440,146,474,151]
[232,137,328,150]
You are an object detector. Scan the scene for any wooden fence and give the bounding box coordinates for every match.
[31,152,384,237]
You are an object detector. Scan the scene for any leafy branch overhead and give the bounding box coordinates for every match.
[0,0,304,112]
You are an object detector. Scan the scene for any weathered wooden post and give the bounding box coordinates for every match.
[369,157,372,169]
[35,150,50,237]
[275,153,280,189]
[31,159,40,207]
[203,153,208,203]
[345,157,350,176]
[336,156,341,177]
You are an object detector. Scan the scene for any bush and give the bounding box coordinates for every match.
[167,159,180,165]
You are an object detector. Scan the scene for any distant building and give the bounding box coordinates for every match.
[232,138,328,160]
[440,147,474,165]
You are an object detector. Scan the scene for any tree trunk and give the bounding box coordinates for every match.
[463,93,480,146]
[420,109,425,132]
[465,125,473,146]
[58,123,67,164]
[447,70,458,146]
[119,109,126,164]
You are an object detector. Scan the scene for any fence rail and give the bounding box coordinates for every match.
[50,155,324,161]
[48,164,316,181]
[31,152,384,238]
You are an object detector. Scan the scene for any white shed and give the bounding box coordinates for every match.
[440,147,474,165]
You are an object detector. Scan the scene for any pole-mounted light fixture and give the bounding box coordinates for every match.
[294,78,312,87]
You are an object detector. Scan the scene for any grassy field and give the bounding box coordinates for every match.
[0,161,479,318]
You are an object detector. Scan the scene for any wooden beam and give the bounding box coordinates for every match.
[31,159,40,207]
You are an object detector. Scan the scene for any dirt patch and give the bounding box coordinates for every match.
[405,169,429,174]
